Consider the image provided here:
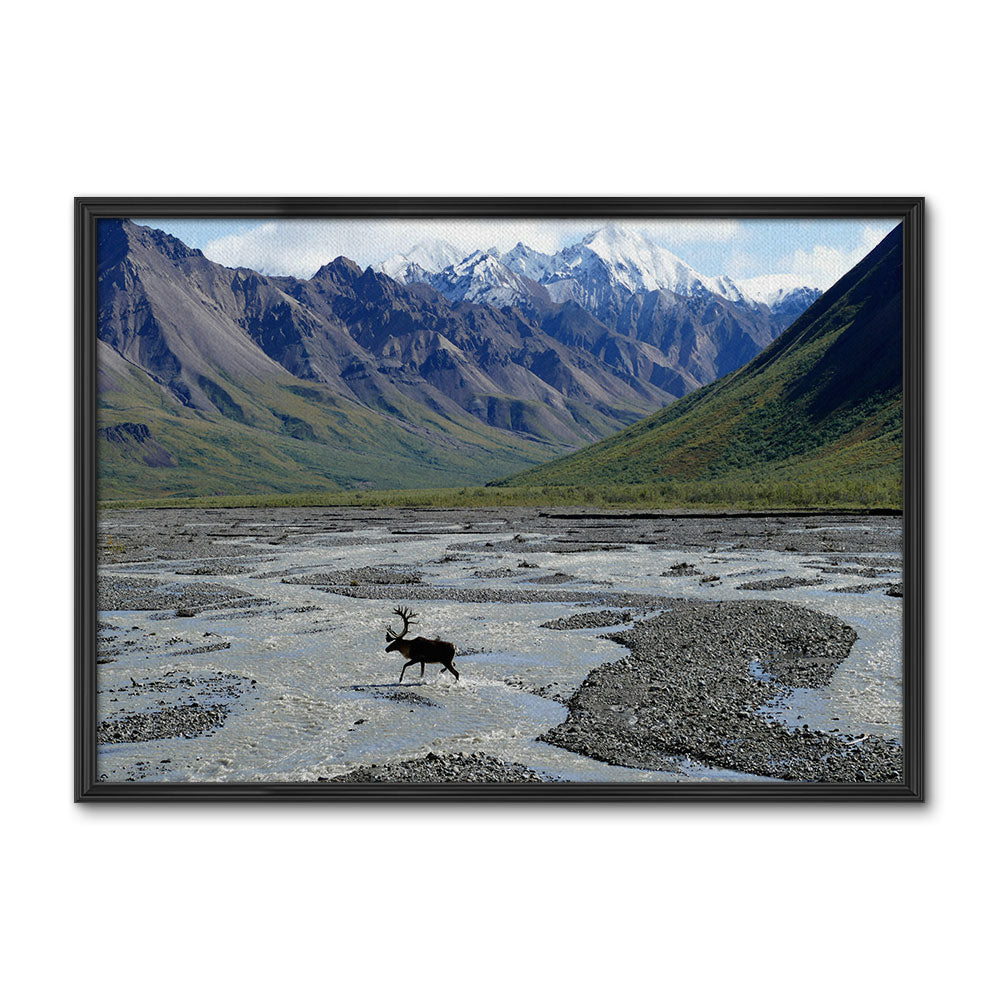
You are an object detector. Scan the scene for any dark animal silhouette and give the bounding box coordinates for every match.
[384,606,458,683]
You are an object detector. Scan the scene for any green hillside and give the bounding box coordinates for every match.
[97,348,560,501]
[498,226,904,508]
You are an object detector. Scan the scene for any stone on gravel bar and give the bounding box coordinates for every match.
[320,751,555,783]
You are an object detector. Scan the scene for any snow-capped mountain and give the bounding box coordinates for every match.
[377,238,465,284]
[500,241,553,283]
[545,223,724,298]
[380,225,820,319]
[505,224,820,314]
[372,225,821,394]
[426,248,548,308]
[730,274,823,312]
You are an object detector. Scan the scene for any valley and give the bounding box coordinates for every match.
[91,216,909,788]
[97,220,821,499]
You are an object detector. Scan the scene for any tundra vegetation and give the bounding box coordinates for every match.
[100,477,901,513]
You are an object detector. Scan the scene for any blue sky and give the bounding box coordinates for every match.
[134,216,900,289]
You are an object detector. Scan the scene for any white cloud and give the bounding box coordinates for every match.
[639,219,745,245]
[198,217,748,278]
[775,224,893,289]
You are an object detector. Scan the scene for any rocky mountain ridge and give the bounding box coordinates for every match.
[98,220,821,497]
[500,226,904,496]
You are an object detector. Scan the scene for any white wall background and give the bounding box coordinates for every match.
[2,2,994,997]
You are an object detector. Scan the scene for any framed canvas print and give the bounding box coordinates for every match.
[75,197,924,800]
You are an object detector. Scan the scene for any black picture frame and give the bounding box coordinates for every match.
[76,196,924,801]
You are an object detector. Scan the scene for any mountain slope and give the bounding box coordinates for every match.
[97,221,679,498]
[499,225,903,498]
[98,220,840,501]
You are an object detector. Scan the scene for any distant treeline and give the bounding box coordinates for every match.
[99,477,902,512]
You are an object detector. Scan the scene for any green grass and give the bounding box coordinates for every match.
[97,352,563,501]
[99,479,902,512]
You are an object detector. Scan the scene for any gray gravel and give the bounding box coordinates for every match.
[282,566,423,586]
[98,704,232,744]
[830,581,899,594]
[543,600,903,782]
[661,562,701,577]
[100,507,903,564]
[541,610,634,630]
[98,575,254,612]
[174,562,253,576]
[527,571,577,585]
[348,684,444,708]
[97,669,253,744]
[806,556,903,569]
[319,751,554,783]
[312,583,675,609]
[169,641,232,656]
[736,575,824,591]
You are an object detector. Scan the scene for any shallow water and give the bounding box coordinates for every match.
[97,516,903,782]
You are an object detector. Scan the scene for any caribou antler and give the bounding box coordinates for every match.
[386,605,418,640]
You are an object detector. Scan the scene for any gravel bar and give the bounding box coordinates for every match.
[98,575,255,612]
[320,751,555,783]
[542,600,903,783]
[311,583,676,608]
[98,704,231,744]
[541,610,635,630]
[736,575,824,591]
[282,566,423,586]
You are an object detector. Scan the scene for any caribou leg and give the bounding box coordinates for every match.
[399,658,418,684]
[440,659,460,681]
[420,662,425,678]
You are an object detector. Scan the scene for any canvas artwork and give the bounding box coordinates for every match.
[80,199,921,798]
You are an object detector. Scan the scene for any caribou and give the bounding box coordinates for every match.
[384,606,459,684]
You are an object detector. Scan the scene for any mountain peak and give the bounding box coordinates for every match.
[312,256,363,282]
[453,247,502,270]
[560,224,704,298]
[420,244,555,309]
[587,221,633,241]
[105,220,206,264]
[583,222,657,253]
[501,242,553,282]
[377,238,464,281]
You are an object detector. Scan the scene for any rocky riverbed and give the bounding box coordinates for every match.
[96,506,905,784]
[321,751,553,783]
[543,602,902,782]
